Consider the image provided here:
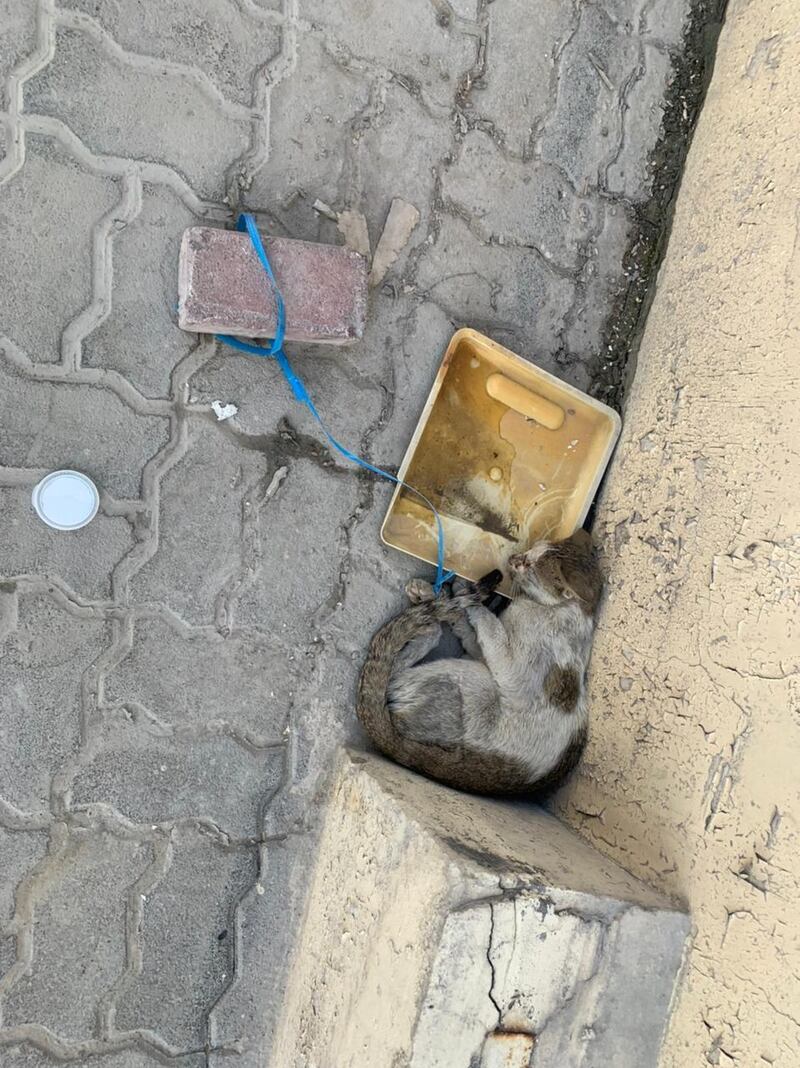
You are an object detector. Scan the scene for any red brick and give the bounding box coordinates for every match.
[178,226,368,345]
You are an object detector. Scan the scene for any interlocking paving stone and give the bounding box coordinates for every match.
[0,136,119,364]
[82,183,199,399]
[114,826,258,1051]
[0,593,109,817]
[1,827,152,1040]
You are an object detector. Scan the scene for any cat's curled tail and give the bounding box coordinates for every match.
[355,571,535,794]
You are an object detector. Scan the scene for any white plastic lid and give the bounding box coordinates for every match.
[31,470,100,531]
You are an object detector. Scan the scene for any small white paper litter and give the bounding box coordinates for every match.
[212,401,238,421]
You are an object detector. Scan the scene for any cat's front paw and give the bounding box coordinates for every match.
[453,570,501,603]
[405,577,436,604]
[477,569,503,595]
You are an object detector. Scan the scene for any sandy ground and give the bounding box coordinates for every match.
[556,1,800,1064]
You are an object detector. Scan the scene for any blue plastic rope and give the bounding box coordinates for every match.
[217,213,455,594]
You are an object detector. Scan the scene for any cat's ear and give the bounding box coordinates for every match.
[566,528,592,551]
[559,549,603,612]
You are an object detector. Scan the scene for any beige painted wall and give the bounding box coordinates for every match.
[556,1,799,1064]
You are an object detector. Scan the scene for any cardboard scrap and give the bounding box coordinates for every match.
[369,198,420,288]
[337,209,371,258]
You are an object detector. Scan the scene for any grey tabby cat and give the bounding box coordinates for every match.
[356,531,603,795]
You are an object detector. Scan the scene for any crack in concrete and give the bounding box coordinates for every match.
[486,901,503,1025]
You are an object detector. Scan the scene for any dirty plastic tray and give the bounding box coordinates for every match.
[381,329,621,595]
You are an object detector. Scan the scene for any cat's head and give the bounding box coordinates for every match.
[507,530,603,614]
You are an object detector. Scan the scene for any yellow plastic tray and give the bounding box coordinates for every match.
[381,329,621,594]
